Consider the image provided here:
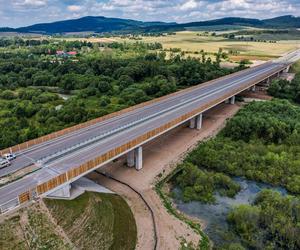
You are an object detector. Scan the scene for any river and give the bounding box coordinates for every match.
[172,177,288,245]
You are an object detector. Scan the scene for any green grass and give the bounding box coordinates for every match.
[26,210,71,249]
[44,192,137,250]
[0,215,28,250]
[0,207,71,250]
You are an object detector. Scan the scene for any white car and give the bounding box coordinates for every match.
[0,158,11,169]
[2,153,16,161]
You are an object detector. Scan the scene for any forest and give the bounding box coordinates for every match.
[268,71,300,103]
[227,190,300,250]
[0,38,239,150]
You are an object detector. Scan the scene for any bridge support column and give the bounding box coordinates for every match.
[135,146,143,171]
[284,66,290,73]
[126,147,143,170]
[251,85,256,92]
[195,113,203,130]
[189,117,196,129]
[47,184,71,199]
[230,96,236,105]
[127,150,135,167]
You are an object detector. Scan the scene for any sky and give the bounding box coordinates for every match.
[0,0,299,28]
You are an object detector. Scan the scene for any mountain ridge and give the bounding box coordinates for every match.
[0,15,299,34]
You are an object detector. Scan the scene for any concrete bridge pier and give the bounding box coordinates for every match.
[284,66,290,73]
[251,85,256,92]
[189,114,203,130]
[127,150,135,167]
[126,146,143,170]
[230,96,236,105]
[47,184,71,199]
[189,117,196,129]
[195,113,203,130]
[135,146,143,171]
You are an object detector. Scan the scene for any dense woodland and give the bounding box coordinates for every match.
[227,190,300,250]
[0,38,238,150]
[268,71,300,103]
[174,98,300,249]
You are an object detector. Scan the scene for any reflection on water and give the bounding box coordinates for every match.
[173,177,287,245]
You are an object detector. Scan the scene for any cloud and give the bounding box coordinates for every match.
[15,0,48,7]
[67,5,83,12]
[1,0,300,27]
[179,0,198,11]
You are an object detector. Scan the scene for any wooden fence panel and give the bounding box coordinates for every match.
[18,191,30,204]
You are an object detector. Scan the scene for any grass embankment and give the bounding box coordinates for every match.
[45,192,137,250]
[0,192,137,250]
[0,205,71,250]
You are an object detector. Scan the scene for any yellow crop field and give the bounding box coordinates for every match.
[58,31,300,61]
[127,31,299,57]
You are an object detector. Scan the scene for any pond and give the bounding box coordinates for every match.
[172,177,288,245]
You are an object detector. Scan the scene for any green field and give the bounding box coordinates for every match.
[0,205,71,250]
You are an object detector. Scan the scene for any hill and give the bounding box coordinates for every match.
[263,15,300,28]
[11,16,172,34]
[0,15,299,34]
[158,15,300,31]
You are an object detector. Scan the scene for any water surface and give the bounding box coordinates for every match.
[173,178,287,244]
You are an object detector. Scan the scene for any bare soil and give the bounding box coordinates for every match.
[89,102,242,250]
[242,89,273,100]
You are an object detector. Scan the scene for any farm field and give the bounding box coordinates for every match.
[62,31,300,61]
[127,31,299,59]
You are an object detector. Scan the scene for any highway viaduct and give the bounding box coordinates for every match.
[0,50,299,214]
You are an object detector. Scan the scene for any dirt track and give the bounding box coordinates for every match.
[89,102,242,250]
